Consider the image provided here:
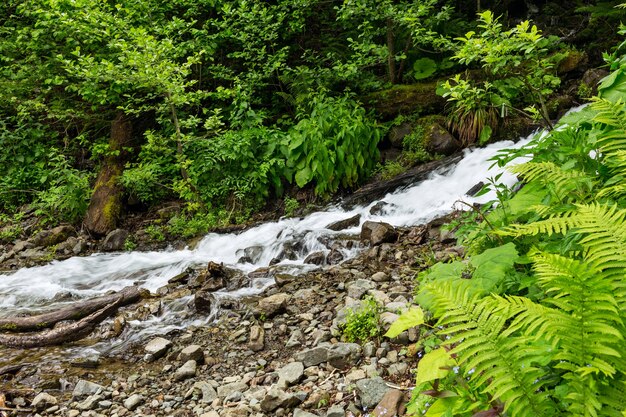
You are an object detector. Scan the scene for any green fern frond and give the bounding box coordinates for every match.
[422,281,557,417]
[509,162,594,201]
[592,99,626,155]
[500,211,577,237]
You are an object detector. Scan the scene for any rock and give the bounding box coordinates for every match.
[260,387,301,412]
[277,362,304,386]
[72,380,104,399]
[294,409,319,417]
[326,248,344,265]
[365,82,446,121]
[369,201,388,216]
[123,394,144,411]
[218,381,249,399]
[101,229,129,251]
[327,405,346,417]
[327,343,362,369]
[361,221,397,246]
[242,246,264,263]
[18,248,48,261]
[275,273,296,286]
[423,123,462,156]
[195,290,215,313]
[77,394,101,411]
[186,381,218,403]
[326,214,361,231]
[30,225,75,247]
[558,50,587,74]
[304,251,326,265]
[388,121,413,148]
[32,392,58,410]
[439,228,456,244]
[295,346,329,367]
[200,412,220,417]
[347,279,376,299]
[249,325,265,352]
[255,293,290,318]
[465,181,485,197]
[12,240,34,253]
[356,377,391,409]
[179,345,204,363]
[286,329,303,348]
[371,271,389,282]
[174,360,197,381]
[144,337,172,362]
[371,389,405,417]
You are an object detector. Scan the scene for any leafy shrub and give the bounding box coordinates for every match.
[283,197,299,218]
[341,297,381,343]
[284,93,381,197]
[166,211,228,238]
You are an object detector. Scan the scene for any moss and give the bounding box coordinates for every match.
[102,197,122,227]
[365,81,445,121]
[0,323,18,331]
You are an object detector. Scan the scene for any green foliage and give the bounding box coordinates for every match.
[283,197,299,218]
[391,58,626,417]
[284,93,381,197]
[145,225,165,242]
[341,297,381,343]
[413,58,438,80]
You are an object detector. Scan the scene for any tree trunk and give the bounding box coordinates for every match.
[83,113,132,235]
[0,299,124,348]
[0,286,142,332]
[386,18,396,84]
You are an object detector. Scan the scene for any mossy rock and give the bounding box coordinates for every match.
[558,50,588,74]
[365,82,445,121]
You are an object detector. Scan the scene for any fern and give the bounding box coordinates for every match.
[422,281,558,417]
[509,162,595,202]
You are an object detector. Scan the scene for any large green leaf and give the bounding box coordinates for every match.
[598,68,626,103]
[416,348,455,385]
[470,243,519,292]
[413,57,437,80]
[295,167,312,187]
[384,307,425,338]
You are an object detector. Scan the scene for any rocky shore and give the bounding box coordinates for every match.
[0,215,462,417]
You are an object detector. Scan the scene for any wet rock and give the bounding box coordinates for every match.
[30,225,76,247]
[465,181,485,197]
[123,394,144,411]
[369,201,388,216]
[372,389,405,417]
[195,290,216,313]
[260,387,301,412]
[241,246,264,263]
[144,337,172,362]
[255,293,290,318]
[179,345,204,363]
[423,123,462,156]
[304,251,326,265]
[361,221,397,246]
[101,229,129,251]
[356,377,391,409]
[72,379,104,399]
[174,360,197,381]
[327,343,362,369]
[277,362,304,386]
[249,325,265,352]
[32,392,58,410]
[295,346,328,367]
[326,214,361,231]
[326,248,344,265]
[275,273,296,286]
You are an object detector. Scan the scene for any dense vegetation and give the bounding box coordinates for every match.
[1,0,623,237]
[387,27,626,416]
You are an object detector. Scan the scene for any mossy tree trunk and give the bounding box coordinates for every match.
[83,112,131,236]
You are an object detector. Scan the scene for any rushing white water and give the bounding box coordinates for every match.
[0,133,536,353]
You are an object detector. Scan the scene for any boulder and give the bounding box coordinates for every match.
[32,392,58,411]
[255,293,290,318]
[326,248,344,265]
[174,360,197,381]
[304,251,326,265]
[356,377,392,409]
[194,290,215,313]
[369,201,388,216]
[295,346,329,367]
[372,389,405,417]
[179,345,204,363]
[101,229,129,251]
[72,380,104,399]
[388,122,413,148]
[326,214,361,231]
[423,123,462,156]
[361,221,397,246]
[185,381,218,403]
[143,337,172,362]
[30,225,76,247]
[277,362,304,386]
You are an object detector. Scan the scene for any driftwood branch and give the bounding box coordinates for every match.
[0,298,124,348]
[0,286,142,333]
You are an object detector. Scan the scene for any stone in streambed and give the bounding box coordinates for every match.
[356,377,391,409]
[32,392,58,410]
[178,344,204,363]
[327,343,362,369]
[124,394,144,411]
[326,214,361,231]
[361,221,397,246]
[304,251,326,265]
[101,229,129,251]
[260,387,301,412]
[194,290,215,313]
[294,346,328,367]
[249,325,265,352]
[255,293,290,318]
[72,379,105,399]
[277,361,304,386]
[372,389,405,417]
[185,381,218,403]
[174,360,197,381]
[143,337,172,362]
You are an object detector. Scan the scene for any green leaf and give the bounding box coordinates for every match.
[470,243,518,292]
[295,167,312,187]
[384,307,425,338]
[413,58,438,80]
[416,348,455,385]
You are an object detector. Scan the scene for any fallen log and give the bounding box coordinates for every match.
[0,299,123,348]
[0,286,142,333]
